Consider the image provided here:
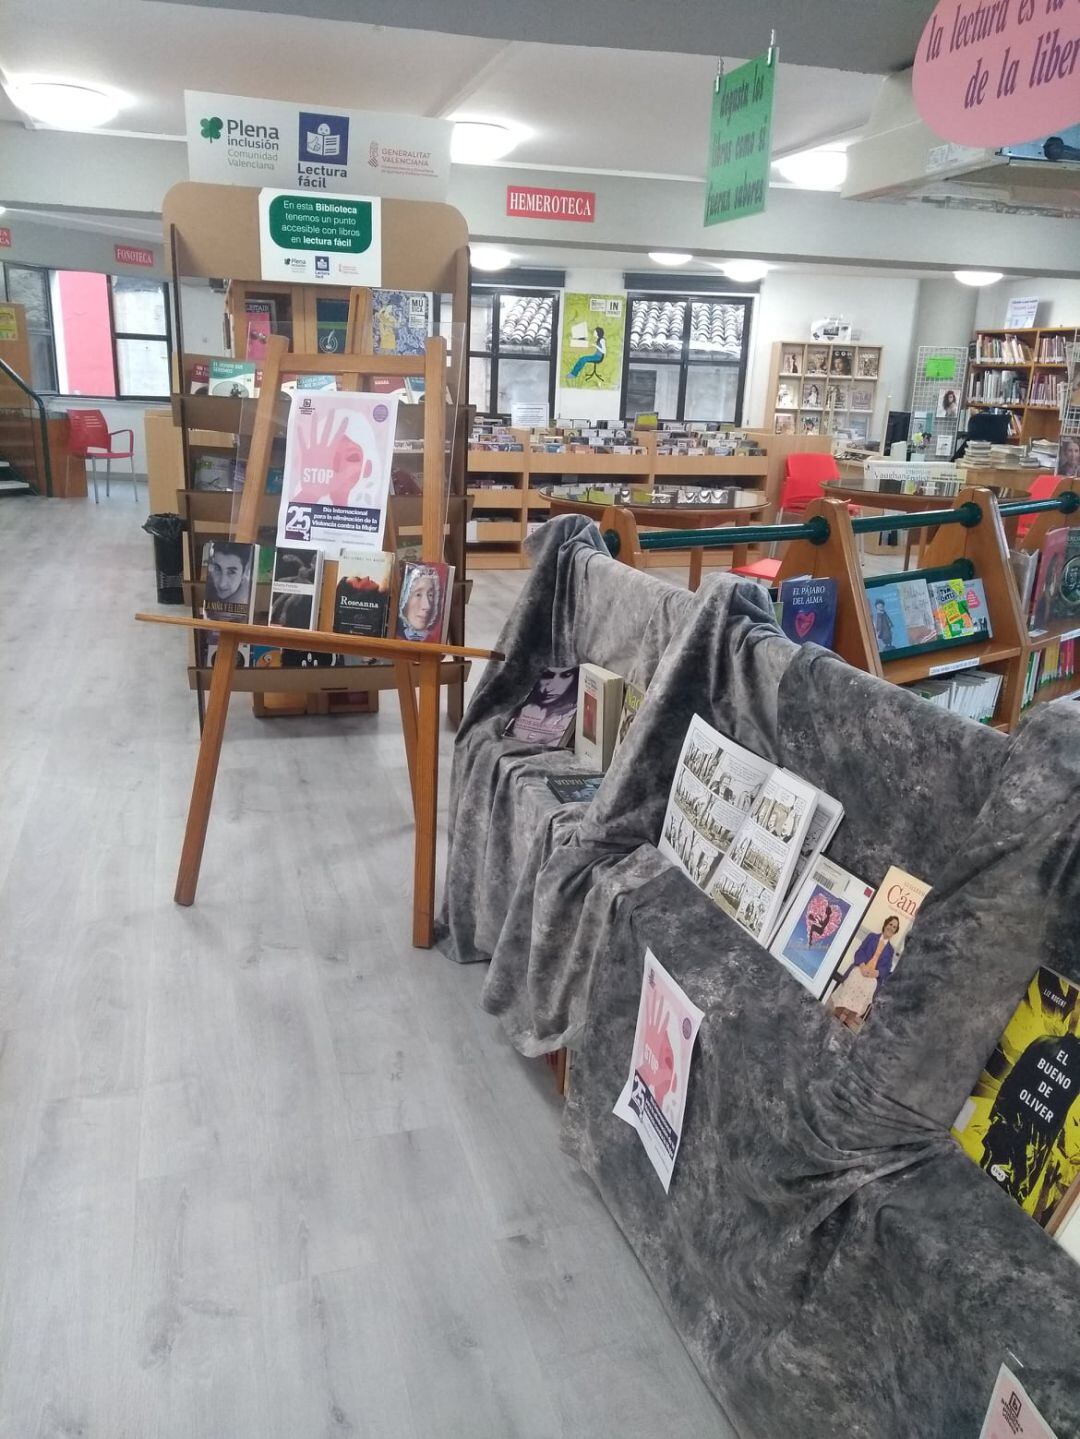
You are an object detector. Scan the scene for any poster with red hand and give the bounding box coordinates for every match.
[614,949,704,1193]
[277,391,398,550]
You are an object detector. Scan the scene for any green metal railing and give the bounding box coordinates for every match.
[601,490,1078,559]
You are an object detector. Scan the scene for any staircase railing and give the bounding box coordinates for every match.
[0,356,52,496]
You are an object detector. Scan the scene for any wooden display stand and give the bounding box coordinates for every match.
[138,333,500,948]
[161,180,471,723]
[601,485,1035,731]
[1007,476,1080,726]
[764,339,883,440]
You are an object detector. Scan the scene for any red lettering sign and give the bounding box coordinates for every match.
[114,244,155,268]
[914,0,1080,147]
[506,186,596,222]
[0,227,11,248]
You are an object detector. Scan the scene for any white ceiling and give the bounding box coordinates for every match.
[0,0,885,176]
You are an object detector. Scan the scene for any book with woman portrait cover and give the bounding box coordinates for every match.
[504,668,579,747]
[825,865,932,1031]
[394,560,453,644]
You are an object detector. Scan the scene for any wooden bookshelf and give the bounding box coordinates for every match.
[764,339,883,441]
[1005,476,1080,727]
[968,326,1078,443]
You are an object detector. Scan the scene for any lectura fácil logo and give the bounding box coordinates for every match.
[200,116,223,141]
[299,112,350,165]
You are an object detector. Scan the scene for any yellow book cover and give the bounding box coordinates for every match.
[953,967,1080,1228]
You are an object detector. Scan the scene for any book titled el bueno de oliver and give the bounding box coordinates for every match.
[777,576,838,649]
[333,550,394,638]
[953,965,1080,1232]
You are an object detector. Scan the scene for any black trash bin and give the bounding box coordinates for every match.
[142,513,186,605]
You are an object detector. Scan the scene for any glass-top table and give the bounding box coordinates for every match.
[539,484,769,589]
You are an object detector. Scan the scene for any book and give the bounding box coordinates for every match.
[825,865,932,1030]
[961,577,993,638]
[202,541,258,625]
[1009,547,1039,620]
[574,664,625,771]
[546,773,604,804]
[269,546,323,631]
[906,668,1003,723]
[200,632,250,668]
[953,965,1080,1231]
[371,290,432,356]
[1030,528,1069,630]
[333,550,394,638]
[191,455,235,492]
[394,560,453,643]
[613,681,646,754]
[657,716,825,944]
[504,668,579,747]
[208,360,258,398]
[1053,531,1080,621]
[777,576,838,649]
[929,578,977,640]
[869,582,918,654]
[770,858,875,998]
[278,391,398,550]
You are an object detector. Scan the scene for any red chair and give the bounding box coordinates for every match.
[731,452,846,583]
[66,409,137,504]
[1016,473,1059,541]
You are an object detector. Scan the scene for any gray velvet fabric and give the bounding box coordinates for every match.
[440,520,1080,1436]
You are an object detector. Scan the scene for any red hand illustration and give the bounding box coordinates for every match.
[641,990,677,1106]
[290,410,372,505]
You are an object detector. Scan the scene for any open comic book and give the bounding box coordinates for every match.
[658,716,843,945]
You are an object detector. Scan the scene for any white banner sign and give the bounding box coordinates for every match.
[185,91,451,201]
[258,189,382,285]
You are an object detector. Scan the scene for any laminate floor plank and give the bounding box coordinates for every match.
[0,499,737,1438]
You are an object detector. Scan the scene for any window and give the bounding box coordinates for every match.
[621,293,753,422]
[469,286,559,417]
[1,264,172,399]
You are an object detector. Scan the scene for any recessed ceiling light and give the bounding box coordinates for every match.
[6,79,124,130]
[648,251,694,267]
[717,259,770,283]
[953,269,1004,287]
[773,146,848,191]
[451,119,520,164]
[471,244,514,272]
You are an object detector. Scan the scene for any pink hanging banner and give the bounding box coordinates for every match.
[912,1,1080,148]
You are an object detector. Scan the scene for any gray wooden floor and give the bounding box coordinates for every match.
[0,495,736,1438]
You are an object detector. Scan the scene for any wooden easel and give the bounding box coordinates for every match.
[139,332,499,947]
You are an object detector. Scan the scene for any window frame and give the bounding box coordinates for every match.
[468,282,561,418]
[2,262,59,394]
[106,274,173,401]
[620,290,754,423]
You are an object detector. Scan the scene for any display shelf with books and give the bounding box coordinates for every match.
[1006,476,1080,727]
[969,326,1080,445]
[764,339,883,441]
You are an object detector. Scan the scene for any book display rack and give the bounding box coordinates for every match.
[764,339,883,440]
[161,181,472,724]
[968,324,1079,443]
[599,480,1080,731]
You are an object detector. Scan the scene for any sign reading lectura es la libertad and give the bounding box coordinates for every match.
[704,52,776,227]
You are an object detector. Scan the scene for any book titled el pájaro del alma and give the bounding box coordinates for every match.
[504,668,579,747]
[334,550,394,638]
[953,965,1080,1231]
[776,576,838,649]
[825,865,931,1031]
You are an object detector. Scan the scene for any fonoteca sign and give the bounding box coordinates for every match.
[185,91,451,201]
[258,190,382,285]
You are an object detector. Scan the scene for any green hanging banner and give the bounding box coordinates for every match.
[704,52,776,228]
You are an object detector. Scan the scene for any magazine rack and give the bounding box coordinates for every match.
[138,333,501,948]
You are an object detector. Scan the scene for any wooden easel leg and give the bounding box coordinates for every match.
[411,658,440,948]
[174,633,239,906]
[395,660,419,811]
[688,547,703,592]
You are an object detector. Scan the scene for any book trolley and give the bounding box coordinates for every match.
[598,477,1080,731]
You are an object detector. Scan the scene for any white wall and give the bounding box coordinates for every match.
[554,267,625,421]
[747,272,920,435]
[975,279,1080,329]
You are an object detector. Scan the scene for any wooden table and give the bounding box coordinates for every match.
[541,486,769,590]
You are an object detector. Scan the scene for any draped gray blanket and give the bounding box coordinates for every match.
[440,518,1080,1435]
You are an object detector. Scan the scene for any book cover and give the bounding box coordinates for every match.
[333,551,394,638]
[1052,530,1080,621]
[897,579,939,645]
[278,391,398,551]
[200,631,251,668]
[208,360,258,398]
[269,546,323,631]
[777,577,838,649]
[929,578,977,640]
[1030,528,1069,630]
[371,290,432,356]
[504,668,579,747]
[953,965,1080,1229]
[962,577,994,638]
[825,865,932,1031]
[202,541,258,625]
[394,560,453,644]
[613,681,646,754]
[978,1364,1059,1439]
[869,583,911,654]
[192,455,234,492]
[574,664,625,771]
[546,773,604,804]
[770,858,875,999]
[244,317,271,360]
